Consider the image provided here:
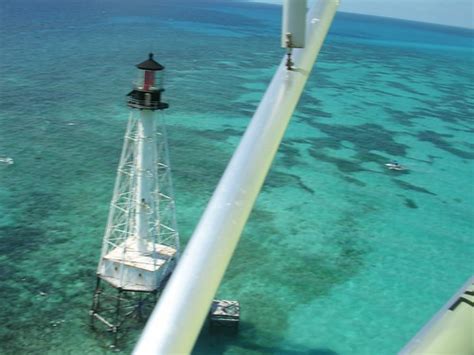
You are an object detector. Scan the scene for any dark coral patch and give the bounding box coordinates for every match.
[309,150,367,173]
[342,175,367,187]
[0,226,45,257]
[278,142,302,168]
[418,130,474,160]
[310,123,408,157]
[386,80,423,95]
[384,107,415,127]
[393,179,436,196]
[404,198,418,209]
[265,170,315,194]
[198,127,244,141]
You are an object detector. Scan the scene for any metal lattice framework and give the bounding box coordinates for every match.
[96,109,180,292]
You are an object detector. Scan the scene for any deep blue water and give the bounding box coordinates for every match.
[0,0,473,354]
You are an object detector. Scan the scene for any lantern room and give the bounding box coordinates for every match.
[136,53,164,90]
[127,53,169,110]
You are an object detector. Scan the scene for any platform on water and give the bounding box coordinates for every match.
[209,300,240,333]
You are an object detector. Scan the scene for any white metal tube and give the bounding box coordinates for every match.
[134,1,339,353]
[135,110,156,251]
[398,275,474,354]
[282,0,307,48]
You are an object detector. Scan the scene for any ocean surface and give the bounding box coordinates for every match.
[0,0,473,354]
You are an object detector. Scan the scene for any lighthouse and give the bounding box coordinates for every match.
[90,53,180,343]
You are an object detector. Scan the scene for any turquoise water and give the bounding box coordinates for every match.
[0,1,473,354]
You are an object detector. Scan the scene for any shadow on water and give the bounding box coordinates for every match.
[190,204,368,355]
[194,320,339,355]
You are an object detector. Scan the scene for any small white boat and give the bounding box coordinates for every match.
[0,156,14,165]
[385,162,406,171]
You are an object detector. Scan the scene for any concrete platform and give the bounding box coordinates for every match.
[98,238,177,292]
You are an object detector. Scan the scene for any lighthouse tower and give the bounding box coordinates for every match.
[90,53,180,341]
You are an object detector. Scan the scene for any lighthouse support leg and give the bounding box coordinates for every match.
[90,277,102,328]
[111,290,123,347]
